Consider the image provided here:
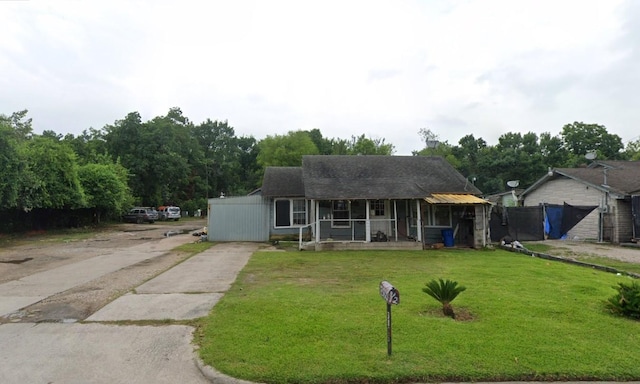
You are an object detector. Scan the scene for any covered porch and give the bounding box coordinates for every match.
[298,194,490,250]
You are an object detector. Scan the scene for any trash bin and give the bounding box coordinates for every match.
[441,229,454,247]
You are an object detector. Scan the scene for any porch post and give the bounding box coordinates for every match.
[393,200,398,241]
[365,200,371,242]
[482,204,487,247]
[309,199,315,235]
[315,200,320,243]
[416,200,422,242]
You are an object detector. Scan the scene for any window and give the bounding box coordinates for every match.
[371,200,385,216]
[332,200,350,227]
[274,199,307,227]
[434,206,451,226]
[425,205,451,226]
[292,199,306,225]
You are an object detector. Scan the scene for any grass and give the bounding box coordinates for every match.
[173,240,214,254]
[196,249,640,384]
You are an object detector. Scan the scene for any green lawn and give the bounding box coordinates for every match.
[196,249,640,384]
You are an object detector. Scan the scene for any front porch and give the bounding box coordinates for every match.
[296,198,490,250]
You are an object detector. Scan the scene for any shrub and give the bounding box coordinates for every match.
[607,281,640,319]
[422,278,466,318]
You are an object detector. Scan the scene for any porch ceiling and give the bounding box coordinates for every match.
[425,193,490,204]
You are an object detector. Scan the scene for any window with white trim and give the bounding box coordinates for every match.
[274,199,307,227]
[292,199,307,225]
[371,200,385,216]
[332,200,350,227]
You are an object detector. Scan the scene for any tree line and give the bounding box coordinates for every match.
[415,124,639,195]
[0,108,393,230]
[2,107,638,231]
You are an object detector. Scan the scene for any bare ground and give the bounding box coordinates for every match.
[0,219,207,323]
[533,239,640,264]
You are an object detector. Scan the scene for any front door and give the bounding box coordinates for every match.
[370,200,390,240]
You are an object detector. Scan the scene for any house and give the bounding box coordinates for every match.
[520,160,640,243]
[208,155,491,250]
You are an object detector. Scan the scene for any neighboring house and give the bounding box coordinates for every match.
[208,155,491,250]
[520,160,640,243]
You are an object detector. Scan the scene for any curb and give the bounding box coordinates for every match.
[194,353,262,384]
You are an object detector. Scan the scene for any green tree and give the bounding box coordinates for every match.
[443,131,569,194]
[144,109,197,205]
[62,128,108,165]
[307,128,334,155]
[191,119,253,197]
[5,109,33,140]
[22,136,86,209]
[257,130,319,168]
[412,129,461,168]
[623,138,640,161]
[497,132,546,186]
[78,162,133,223]
[447,134,487,189]
[422,278,467,319]
[539,132,569,167]
[561,122,624,164]
[346,134,395,155]
[235,135,260,192]
[0,115,26,207]
[104,109,200,206]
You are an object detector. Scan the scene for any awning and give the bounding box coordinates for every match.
[425,193,490,204]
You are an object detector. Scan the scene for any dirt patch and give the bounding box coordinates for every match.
[532,240,640,264]
[0,219,207,323]
[421,306,475,322]
[0,220,206,284]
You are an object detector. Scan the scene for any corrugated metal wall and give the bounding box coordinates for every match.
[207,195,269,242]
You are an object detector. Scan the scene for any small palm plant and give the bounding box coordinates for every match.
[422,278,466,319]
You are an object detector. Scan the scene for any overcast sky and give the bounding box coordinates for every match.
[2,0,639,155]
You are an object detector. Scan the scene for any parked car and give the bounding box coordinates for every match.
[158,206,181,221]
[122,207,158,224]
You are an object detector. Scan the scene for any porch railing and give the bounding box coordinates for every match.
[298,222,316,250]
[299,218,400,249]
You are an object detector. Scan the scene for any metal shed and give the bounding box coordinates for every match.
[207,195,269,242]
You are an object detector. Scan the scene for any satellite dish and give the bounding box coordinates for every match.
[506,180,519,188]
[585,151,597,160]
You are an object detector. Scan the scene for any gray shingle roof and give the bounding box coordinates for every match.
[261,167,305,197]
[301,155,481,199]
[556,160,640,195]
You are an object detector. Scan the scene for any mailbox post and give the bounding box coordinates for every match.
[379,281,400,356]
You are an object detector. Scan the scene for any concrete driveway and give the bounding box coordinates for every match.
[0,235,260,384]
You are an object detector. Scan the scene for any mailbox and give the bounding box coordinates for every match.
[379,280,399,356]
[379,280,400,305]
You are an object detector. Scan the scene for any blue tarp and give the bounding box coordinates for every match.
[545,205,564,239]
